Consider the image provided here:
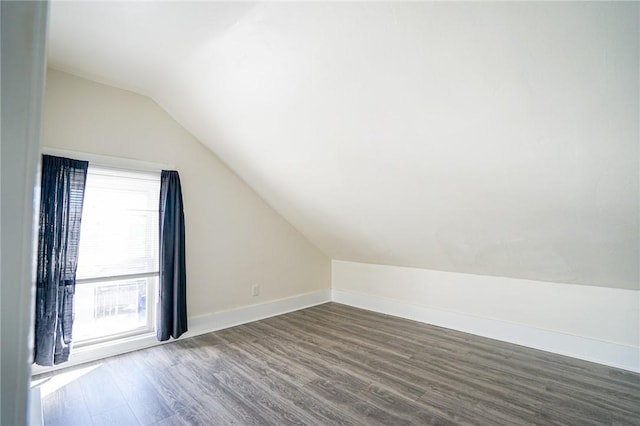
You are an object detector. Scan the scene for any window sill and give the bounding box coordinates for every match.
[31,331,158,376]
[74,326,155,350]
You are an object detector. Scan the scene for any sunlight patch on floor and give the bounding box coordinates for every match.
[31,363,103,398]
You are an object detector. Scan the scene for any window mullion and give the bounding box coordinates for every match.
[76,271,159,285]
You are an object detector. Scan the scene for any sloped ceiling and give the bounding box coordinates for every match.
[48,1,639,289]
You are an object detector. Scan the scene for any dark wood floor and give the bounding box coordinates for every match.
[34,302,640,425]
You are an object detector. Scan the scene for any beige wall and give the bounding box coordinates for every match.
[42,68,330,317]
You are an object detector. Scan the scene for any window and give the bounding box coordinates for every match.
[74,166,160,345]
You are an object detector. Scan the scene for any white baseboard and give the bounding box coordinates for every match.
[188,290,332,335]
[332,289,640,373]
[31,290,331,376]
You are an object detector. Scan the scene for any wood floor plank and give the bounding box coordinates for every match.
[90,403,140,426]
[37,302,640,426]
[182,368,271,425]
[150,414,189,426]
[105,355,174,425]
[77,364,128,417]
[135,357,236,425]
[302,377,420,426]
[41,377,93,426]
[221,344,364,425]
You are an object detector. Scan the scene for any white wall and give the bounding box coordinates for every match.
[1,1,49,424]
[333,260,640,371]
[42,69,330,319]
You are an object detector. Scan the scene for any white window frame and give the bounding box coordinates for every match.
[73,276,159,348]
[41,148,174,347]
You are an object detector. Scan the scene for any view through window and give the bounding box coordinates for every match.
[74,166,160,344]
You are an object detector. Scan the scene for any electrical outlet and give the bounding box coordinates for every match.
[251,284,260,297]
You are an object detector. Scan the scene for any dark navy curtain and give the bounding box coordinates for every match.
[34,155,88,366]
[157,170,187,341]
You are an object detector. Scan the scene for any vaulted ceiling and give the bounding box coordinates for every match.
[48,1,639,289]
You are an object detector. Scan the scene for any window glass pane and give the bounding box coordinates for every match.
[76,166,160,279]
[74,277,156,342]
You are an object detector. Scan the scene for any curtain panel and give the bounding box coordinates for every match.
[157,170,188,341]
[34,155,88,366]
